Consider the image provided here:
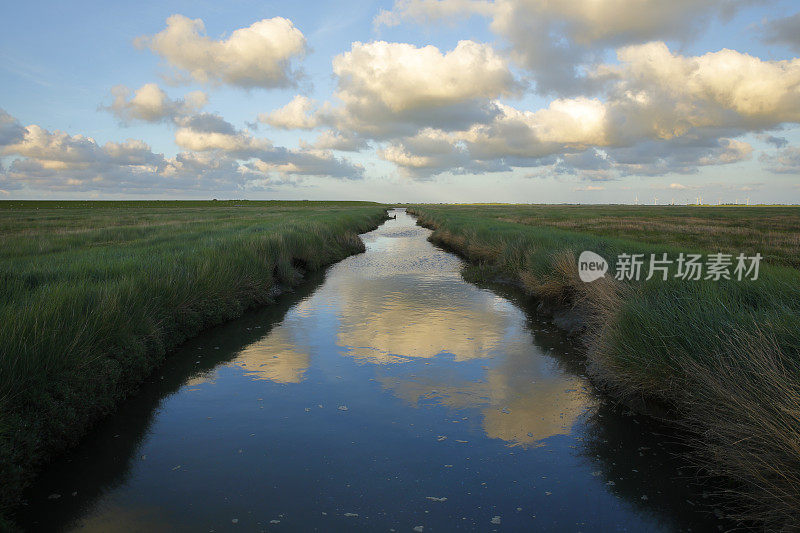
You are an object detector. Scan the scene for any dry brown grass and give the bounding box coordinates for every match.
[428,228,467,252]
[518,250,579,303]
[465,237,505,262]
[678,328,800,530]
[514,251,649,403]
[493,208,800,268]
[429,228,504,264]
[516,249,626,330]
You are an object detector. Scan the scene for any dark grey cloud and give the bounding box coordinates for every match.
[0,109,26,147]
[172,113,365,179]
[0,109,365,193]
[760,11,800,52]
[550,149,616,180]
[176,113,238,134]
[760,146,800,174]
[607,136,752,176]
[758,134,789,148]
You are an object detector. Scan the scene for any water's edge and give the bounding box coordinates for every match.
[410,211,676,416]
[4,211,390,525]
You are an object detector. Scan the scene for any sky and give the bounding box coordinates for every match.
[1,0,799,203]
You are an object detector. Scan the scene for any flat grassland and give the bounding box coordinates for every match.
[0,200,388,516]
[408,204,800,529]
[463,204,800,268]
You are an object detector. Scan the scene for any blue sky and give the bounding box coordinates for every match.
[1,0,799,202]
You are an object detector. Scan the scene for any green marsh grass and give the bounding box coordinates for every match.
[408,204,800,529]
[0,200,388,515]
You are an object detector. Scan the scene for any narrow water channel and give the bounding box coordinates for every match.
[15,209,728,531]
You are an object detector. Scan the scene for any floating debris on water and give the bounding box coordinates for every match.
[426,496,447,502]
[491,516,501,524]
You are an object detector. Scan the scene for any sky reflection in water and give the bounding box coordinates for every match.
[16,210,728,532]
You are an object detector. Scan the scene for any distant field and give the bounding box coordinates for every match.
[0,200,388,515]
[415,204,800,268]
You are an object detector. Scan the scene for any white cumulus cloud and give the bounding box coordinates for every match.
[136,15,307,88]
[323,40,518,137]
[105,83,208,123]
[259,95,320,130]
[376,0,755,95]
[334,40,515,112]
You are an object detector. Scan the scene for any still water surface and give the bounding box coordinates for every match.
[17,209,727,531]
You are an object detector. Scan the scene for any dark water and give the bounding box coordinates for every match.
[15,209,728,532]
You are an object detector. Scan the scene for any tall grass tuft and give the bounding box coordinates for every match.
[679,327,800,528]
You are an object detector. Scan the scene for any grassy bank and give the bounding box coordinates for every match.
[408,204,800,529]
[0,200,388,516]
